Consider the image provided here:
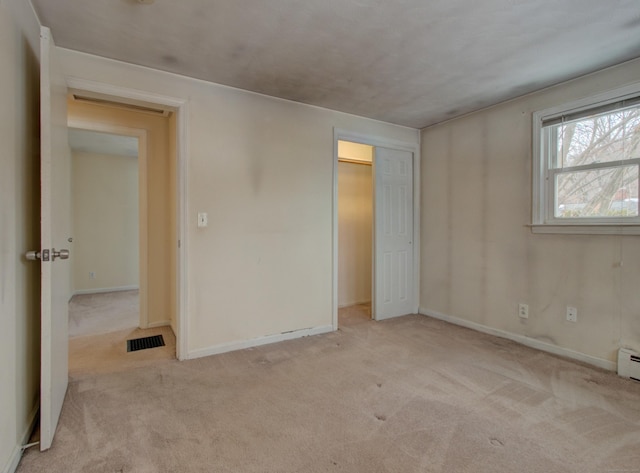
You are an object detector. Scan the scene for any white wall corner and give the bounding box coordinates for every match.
[187,325,334,360]
[419,307,616,372]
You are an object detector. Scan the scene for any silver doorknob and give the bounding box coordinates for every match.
[25,249,69,261]
[52,248,69,261]
[26,250,41,261]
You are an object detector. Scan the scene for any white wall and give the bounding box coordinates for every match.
[421,58,640,369]
[58,48,419,356]
[0,1,41,472]
[338,161,373,307]
[72,150,139,293]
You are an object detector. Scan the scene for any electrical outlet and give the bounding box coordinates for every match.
[566,306,577,322]
[518,303,529,319]
[89,271,96,280]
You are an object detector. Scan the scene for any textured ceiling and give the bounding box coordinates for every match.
[31,0,640,128]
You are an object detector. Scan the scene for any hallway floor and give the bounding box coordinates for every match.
[68,290,175,379]
[338,302,371,327]
[69,290,139,338]
[69,325,176,379]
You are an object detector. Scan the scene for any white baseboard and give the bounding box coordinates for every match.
[2,445,22,473]
[147,321,171,329]
[73,285,139,296]
[187,325,334,360]
[338,300,371,309]
[2,401,39,473]
[419,307,616,372]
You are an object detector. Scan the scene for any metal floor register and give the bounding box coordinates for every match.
[127,334,165,352]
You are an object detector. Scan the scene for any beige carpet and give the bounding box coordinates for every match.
[69,325,176,379]
[68,288,175,379]
[68,290,140,338]
[18,307,640,472]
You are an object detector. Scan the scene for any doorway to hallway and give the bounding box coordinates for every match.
[66,94,178,377]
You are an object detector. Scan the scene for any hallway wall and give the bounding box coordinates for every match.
[72,150,139,293]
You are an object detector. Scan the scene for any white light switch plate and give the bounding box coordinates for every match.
[197,212,208,228]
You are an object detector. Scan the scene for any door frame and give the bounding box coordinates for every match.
[66,77,189,360]
[332,128,420,329]
[66,120,150,327]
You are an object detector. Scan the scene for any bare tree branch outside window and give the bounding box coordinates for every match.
[552,107,640,218]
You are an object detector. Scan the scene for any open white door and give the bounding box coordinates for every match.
[374,147,414,320]
[38,26,71,451]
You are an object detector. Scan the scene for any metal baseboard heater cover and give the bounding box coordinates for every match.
[618,348,640,381]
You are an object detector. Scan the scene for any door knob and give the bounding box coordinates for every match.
[52,248,69,261]
[25,248,69,261]
[25,250,42,261]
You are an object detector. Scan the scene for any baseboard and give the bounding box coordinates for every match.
[147,321,171,329]
[187,325,334,360]
[73,285,139,296]
[419,307,616,372]
[2,445,22,473]
[338,300,371,309]
[2,401,39,473]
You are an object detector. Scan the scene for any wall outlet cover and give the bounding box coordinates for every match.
[518,303,529,319]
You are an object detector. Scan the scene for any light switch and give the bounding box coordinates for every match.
[197,212,208,228]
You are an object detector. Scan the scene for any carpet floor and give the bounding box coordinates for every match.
[17,306,640,472]
[68,290,139,338]
[69,325,176,379]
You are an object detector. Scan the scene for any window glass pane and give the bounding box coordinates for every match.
[553,107,640,169]
[555,165,638,218]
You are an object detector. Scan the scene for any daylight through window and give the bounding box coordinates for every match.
[534,87,640,230]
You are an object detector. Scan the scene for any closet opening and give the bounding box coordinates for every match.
[337,140,374,326]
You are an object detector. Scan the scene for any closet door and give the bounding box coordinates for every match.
[374,147,414,320]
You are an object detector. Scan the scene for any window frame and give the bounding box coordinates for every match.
[532,82,640,235]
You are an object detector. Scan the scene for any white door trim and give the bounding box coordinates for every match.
[66,77,190,360]
[332,128,420,330]
[67,120,149,328]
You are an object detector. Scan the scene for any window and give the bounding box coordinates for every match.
[533,83,640,234]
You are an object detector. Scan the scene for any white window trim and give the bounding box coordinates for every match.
[532,81,640,235]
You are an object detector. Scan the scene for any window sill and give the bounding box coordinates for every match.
[530,224,640,235]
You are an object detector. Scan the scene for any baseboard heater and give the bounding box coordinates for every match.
[618,348,640,382]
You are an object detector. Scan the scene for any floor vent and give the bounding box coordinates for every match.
[618,348,640,382]
[127,335,165,353]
